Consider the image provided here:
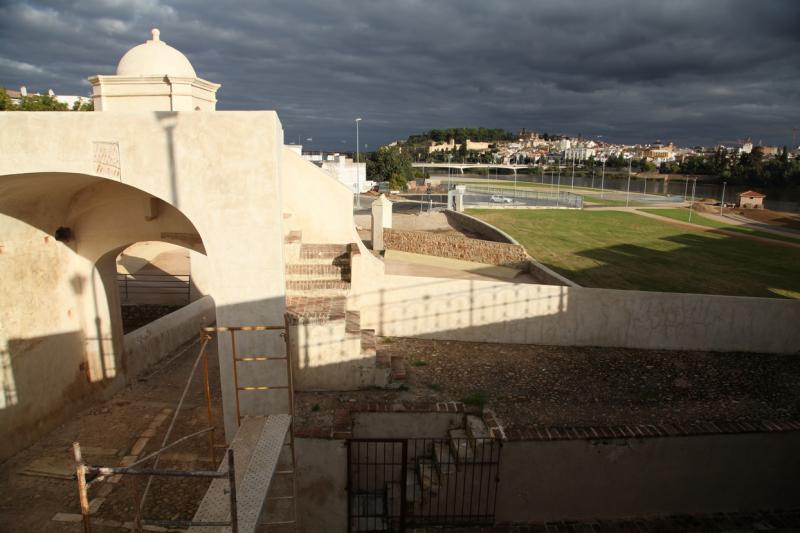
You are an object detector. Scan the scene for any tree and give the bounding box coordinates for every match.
[0,88,12,111]
[17,94,68,111]
[367,146,413,183]
[72,99,94,111]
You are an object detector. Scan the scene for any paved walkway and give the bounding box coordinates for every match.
[0,339,223,532]
[383,250,538,283]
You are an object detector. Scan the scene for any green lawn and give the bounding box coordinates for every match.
[642,208,800,245]
[467,209,800,298]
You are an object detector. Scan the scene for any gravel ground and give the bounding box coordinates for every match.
[0,339,224,533]
[377,337,800,429]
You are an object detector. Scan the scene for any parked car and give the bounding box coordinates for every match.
[490,195,513,203]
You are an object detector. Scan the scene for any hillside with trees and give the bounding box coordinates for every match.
[406,127,513,145]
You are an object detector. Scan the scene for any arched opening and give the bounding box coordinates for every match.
[0,171,210,461]
[116,241,191,332]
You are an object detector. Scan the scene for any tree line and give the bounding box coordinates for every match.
[1,88,93,111]
[659,146,800,187]
[407,127,514,145]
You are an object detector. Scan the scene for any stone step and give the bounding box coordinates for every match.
[286,279,350,293]
[285,263,350,281]
[432,442,456,476]
[466,414,490,441]
[300,243,349,261]
[448,428,474,464]
[417,458,439,494]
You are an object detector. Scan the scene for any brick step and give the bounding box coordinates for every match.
[286,280,351,292]
[286,296,347,323]
[300,244,349,260]
[285,263,350,281]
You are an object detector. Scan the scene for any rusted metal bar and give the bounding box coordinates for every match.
[86,466,226,478]
[201,337,217,466]
[228,449,238,533]
[284,313,299,528]
[72,442,92,533]
[205,325,286,332]
[234,356,288,361]
[141,519,231,527]
[230,329,241,424]
[237,385,289,391]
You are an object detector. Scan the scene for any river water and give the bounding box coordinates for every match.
[430,171,800,212]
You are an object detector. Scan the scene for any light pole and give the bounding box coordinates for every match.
[570,151,576,191]
[600,158,606,199]
[683,177,689,202]
[625,157,632,208]
[448,154,452,191]
[689,178,697,222]
[355,118,362,209]
[719,181,727,215]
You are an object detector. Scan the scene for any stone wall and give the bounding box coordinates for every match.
[444,209,517,244]
[383,228,529,268]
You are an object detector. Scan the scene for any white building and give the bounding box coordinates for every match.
[318,154,372,193]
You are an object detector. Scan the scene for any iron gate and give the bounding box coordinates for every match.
[347,437,501,532]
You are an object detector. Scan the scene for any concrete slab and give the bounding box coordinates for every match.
[383,249,536,283]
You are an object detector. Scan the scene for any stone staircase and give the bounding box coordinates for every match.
[282,214,405,390]
[350,414,498,531]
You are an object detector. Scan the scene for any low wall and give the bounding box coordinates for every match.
[295,438,347,533]
[384,228,528,268]
[352,275,800,354]
[444,209,517,243]
[123,295,215,378]
[497,430,800,522]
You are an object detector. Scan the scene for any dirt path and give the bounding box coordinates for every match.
[630,209,800,249]
[0,340,223,533]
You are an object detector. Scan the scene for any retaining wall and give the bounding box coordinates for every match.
[352,275,800,354]
[383,228,528,268]
[123,295,216,378]
[497,430,800,522]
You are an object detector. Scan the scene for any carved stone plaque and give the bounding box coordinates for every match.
[93,141,121,180]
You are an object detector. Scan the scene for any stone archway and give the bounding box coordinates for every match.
[0,171,209,460]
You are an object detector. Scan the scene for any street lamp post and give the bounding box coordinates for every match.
[625,157,632,208]
[570,151,576,191]
[689,178,697,222]
[355,118,362,209]
[600,158,606,199]
[719,181,727,215]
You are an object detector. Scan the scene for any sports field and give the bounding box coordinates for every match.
[468,209,800,298]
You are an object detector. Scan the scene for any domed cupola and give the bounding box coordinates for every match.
[116,29,198,78]
[88,29,220,112]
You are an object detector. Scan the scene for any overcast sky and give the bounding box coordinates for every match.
[1,0,799,150]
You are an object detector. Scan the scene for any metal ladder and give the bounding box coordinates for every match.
[206,315,298,530]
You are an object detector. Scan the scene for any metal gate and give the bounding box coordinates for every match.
[347,437,501,532]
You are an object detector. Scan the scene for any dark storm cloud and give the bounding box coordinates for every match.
[1,0,799,149]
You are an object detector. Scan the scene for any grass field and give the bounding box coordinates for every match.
[641,208,800,244]
[467,209,800,298]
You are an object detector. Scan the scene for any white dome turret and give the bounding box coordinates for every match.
[89,28,219,112]
[116,29,197,78]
